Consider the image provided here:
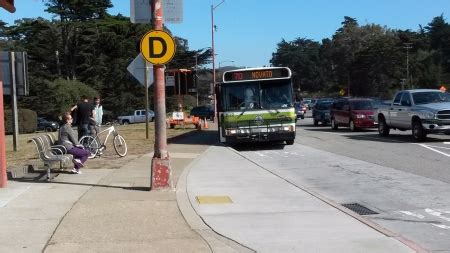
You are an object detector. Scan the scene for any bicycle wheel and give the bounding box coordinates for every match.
[113,134,127,157]
[79,135,99,159]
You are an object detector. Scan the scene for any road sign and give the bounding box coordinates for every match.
[127,53,153,87]
[1,51,28,96]
[140,30,176,65]
[130,0,183,24]
[440,86,447,92]
[166,76,175,86]
[130,0,150,24]
[164,0,183,24]
[339,88,345,96]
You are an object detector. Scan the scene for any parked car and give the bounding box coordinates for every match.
[37,117,59,132]
[308,99,317,110]
[312,99,334,126]
[294,102,306,119]
[190,105,214,120]
[330,98,376,131]
[375,89,450,141]
[117,110,155,124]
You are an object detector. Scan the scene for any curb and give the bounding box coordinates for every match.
[176,147,255,253]
[227,146,430,253]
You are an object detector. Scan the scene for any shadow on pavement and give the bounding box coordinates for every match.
[232,142,286,151]
[168,129,220,146]
[11,177,151,191]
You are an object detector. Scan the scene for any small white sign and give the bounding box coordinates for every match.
[166,76,175,86]
[130,0,151,24]
[172,111,184,120]
[164,0,183,24]
[130,0,183,24]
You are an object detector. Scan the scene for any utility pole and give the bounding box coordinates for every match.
[150,0,171,190]
[400,78,406,90]
[211,0,225,122]
[404,43,413,89]
[194,54,198,106]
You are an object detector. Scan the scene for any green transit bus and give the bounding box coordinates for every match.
[217,67,296,145]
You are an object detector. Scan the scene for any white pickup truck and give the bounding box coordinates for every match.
[117,110,155,124]
[375,89,450,141]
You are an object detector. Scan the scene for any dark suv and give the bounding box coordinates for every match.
[312,99,334,126]
[190,106,214,120]
[330,98,376,131]
[37,117,60,132]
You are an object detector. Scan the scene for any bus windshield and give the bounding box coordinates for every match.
[221,79,293,111]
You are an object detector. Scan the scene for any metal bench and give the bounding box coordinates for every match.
[28,136,73,180]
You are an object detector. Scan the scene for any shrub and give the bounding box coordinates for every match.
[4,108,37,134]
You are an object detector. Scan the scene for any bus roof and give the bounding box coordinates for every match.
[222,67,292,83]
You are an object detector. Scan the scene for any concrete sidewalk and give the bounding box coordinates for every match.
[180,145,418,253]
[0,125,423,252]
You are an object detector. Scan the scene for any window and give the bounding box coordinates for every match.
[400,94,411,106]
[393,93,403,105]
[412,92,450,105]
[351,101,373,110]
[221,79,292,111]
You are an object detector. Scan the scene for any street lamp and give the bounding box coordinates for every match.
[211,0,225,122]
[218,60,235,82]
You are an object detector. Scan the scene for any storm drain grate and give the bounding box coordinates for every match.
[341,203,378,215]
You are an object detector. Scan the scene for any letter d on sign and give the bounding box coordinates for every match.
[149,37,167,58]
[140,30,176,65]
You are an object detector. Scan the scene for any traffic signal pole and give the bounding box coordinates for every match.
[150,0,171,190]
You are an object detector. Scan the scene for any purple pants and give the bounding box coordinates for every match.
[67,146,90,169]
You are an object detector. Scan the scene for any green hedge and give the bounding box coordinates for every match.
[4,109,37,134]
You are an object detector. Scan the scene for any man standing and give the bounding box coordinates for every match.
[71,95,95,140]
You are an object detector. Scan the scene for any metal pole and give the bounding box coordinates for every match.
[211,4,216,122]
[10,52,18,151]
[145,61,149,139]
[0,80,7,188]
[151,0,171,190]
[211,1,225,122]
[404,43,413,89]
[195,55,198,106]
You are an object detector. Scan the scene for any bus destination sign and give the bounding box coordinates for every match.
[224,68,290,82]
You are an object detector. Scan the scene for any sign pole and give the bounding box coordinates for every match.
[150,0,171,190]
[145,60,149,139]
[10,52,19,151]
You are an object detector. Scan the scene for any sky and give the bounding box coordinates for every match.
[1,0,450,68]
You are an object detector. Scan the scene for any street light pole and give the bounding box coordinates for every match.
[404,43,413,89]
[211,0,225,122]
[194,54,198,106]
[218,60,235,82]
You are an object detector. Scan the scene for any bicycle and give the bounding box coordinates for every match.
[79,123,128,159]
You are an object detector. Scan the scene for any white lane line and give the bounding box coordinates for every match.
[425,208,450,222]
[418,144,450,157]
[399,211,425,219]
[431,223,450,230]
[424,145,450,150]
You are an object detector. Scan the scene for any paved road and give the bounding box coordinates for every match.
[233,114,450,252]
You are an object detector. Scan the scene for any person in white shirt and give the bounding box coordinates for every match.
[93,96,103,126]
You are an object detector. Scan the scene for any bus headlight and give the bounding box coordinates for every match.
[282,126,294,131]
[226,129,237,135]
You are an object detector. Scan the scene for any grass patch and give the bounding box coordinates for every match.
[5,122,196,168]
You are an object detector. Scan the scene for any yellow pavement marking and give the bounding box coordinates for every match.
[196,195,233,204]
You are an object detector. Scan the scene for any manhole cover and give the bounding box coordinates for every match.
[342,203,378,215]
